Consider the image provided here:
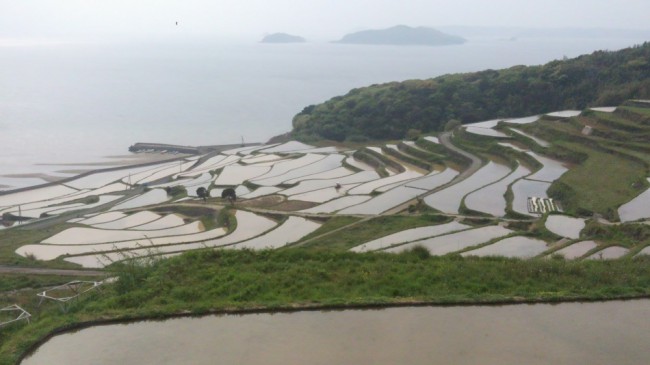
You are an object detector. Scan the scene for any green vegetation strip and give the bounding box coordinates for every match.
[3,250,650,364]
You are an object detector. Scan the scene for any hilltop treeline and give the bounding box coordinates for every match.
[291,42,650,141]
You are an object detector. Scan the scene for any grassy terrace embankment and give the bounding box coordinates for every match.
[3,250,650,364]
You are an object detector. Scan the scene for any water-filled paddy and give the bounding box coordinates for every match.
[23,301,650,365]
[464,119,503,129]
[588,246,629,260]
[284,167,354,184]
[300,195,372,214]
[462,236,549,258]
[347,171,422,195]
[64,211,276,267]
[77,211,126,225]
[251,154,325,185]
[545,215,585,239]
[386,226,512,255]
[618,180,650,222]
[213,165,270,185]
[253,155,345,186]
[229,216,320,250]
[405,168,458,190]
[91,211,162,230]
[552,241,598,259]
[350,221,470,252]
[547,110,582,118]
[526,152,568,182]
[280,171,376,196]
[109,189,169,211]
[240,186,282,199]
[511,179,551,216]
[258,141,314,153]
[464,164,531,216]
[339,186,424,215]
[425,162,511,214]
[464,126,509,138]
[18,224,229,262]
[344,156,375,171]
[288,185,356,203]
[509,128,551,147]
[504,115,540,124]
[589,106,617,113]
[41,221,204,245]
[423,136,439,144]
[130,214,185,230]
[0,185,78,208]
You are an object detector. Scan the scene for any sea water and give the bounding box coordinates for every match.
[0,37,645,188]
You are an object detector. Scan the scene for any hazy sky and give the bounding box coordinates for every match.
[2,0,650,41]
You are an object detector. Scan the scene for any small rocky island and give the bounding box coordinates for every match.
[261,33,306,43]
[335,25,465,46]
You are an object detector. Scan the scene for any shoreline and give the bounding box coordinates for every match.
[0,142,261,196]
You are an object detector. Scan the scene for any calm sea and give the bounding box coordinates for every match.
[0,37,646,188]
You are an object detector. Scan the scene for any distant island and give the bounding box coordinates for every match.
[261,33,306,43]
[334,25,466,46]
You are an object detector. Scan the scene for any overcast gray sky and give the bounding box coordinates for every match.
[2,0,650,41]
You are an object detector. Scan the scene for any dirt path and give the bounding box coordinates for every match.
[0,265,105,276]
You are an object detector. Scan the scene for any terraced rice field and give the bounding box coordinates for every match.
[618,179,650,222]
[511,179,552,216]
[63,210,277,268]
[385,226,513,255]
[465,164,531,216]
[462,236,549,258]
[228,216,321,250]
[587,246,629,260]
[5,105,648,267]
[351,221,470,252]
[509,128,551,147]
[552,241,598,259]
[425,162,511,214]
[545,215,585,239]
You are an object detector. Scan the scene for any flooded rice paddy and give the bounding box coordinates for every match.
[462,236,549,258]
[300,195,372,214]
[465,126,509,138]
[385,226,513,255]
[552,241,599,259]
[425,161,511,214]
[351,221,470,252]
[511,179,551,216]
[339,186,424,215]
[65,211,277,268]
[618,179,650,222]
[525,152,569,182]
[547,110,582,118]
[229,216,320,250]
[545,215,585,239]
[508,129,551,148]
[464,164,531,216]
[22,300,650,365]
[588,246,630,260]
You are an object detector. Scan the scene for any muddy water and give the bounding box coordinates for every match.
[22,301,650,365]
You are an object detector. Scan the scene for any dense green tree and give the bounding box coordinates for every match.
[196,187,208,202]
[291,43,650,142]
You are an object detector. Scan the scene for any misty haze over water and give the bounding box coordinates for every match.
[0,36,646,188]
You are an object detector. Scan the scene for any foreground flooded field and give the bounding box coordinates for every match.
[22,300,650,365]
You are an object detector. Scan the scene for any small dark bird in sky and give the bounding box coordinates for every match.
[176,21,178,26]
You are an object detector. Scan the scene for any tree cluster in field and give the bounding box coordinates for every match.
[291,43,650,142]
